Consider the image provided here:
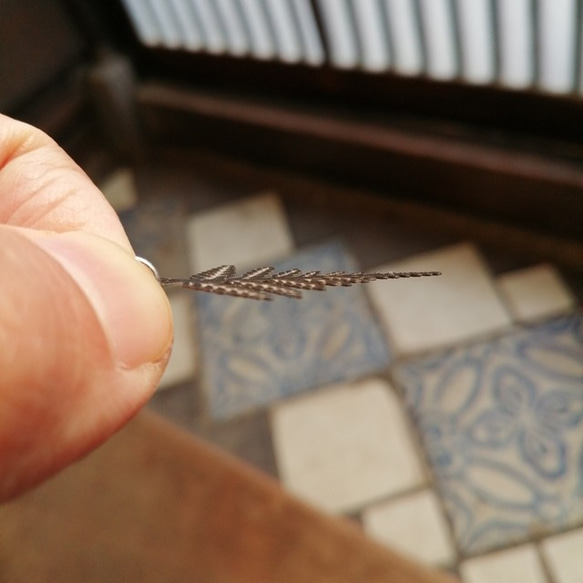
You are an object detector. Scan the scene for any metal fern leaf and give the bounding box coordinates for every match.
[160,265,441,301]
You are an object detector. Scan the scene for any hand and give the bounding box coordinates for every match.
[0,114,173,501]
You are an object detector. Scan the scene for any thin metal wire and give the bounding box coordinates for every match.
[135,256,161,281]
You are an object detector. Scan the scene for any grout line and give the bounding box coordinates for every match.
[382,370,433,484]
[388,368,463,567]
[458,521,583,563]
[536,542,557,583]
[383,304,583,370]
[356,483,435,516]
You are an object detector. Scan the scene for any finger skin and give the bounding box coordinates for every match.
[0,117,173,500]
[0,113,131,247]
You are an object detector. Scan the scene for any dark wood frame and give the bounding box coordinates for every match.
[58,0,583,238]
[138,49,583,145]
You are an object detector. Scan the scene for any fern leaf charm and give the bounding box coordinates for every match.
[158,265,441,301]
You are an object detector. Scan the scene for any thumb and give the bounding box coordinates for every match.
[0,226,173,501]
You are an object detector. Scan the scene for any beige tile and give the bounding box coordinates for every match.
[363,489,455,567]
[367,243,511,355]
[540,528,583,583]
[99,168,138,212]
[497,264,576,323]
[460,545,547,583]
[271,378,425,514]
[158,294,197,390]
[185,192,294,272]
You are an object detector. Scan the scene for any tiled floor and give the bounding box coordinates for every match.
[459,545,547,583]
[363,489,456,567]
[114,152,583,581]
[367,243,512,356]
[185,191,294,272]
[496,264,577,324]
[272,378,424,513]
[541,529,583,583]
[196,241,390,418]
[394,316,583,556]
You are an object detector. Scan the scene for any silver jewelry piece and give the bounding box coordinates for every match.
[136,256,441,301]
[135,256,160,281]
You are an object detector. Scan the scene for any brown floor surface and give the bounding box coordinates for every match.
[0,412,455,583]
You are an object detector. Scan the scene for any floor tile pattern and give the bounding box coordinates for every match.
[367,243,512,356]
[185,191,294,272]
[272,378,425,514]
[118,153,583,580]
[497,264,576,323]
[540,528,583,583]
[196,240,391,418]
[363,489,455,567]
[395,314,583,555]
[459,544,547,583]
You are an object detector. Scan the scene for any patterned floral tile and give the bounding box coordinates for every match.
[394,314,583,556]
[271,378,425,514]
[367,243,512,356]
[196,241,391,419]
[459,544,547,583]
[363,489,456,567]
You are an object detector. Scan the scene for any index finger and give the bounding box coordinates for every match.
[0,114,131,249]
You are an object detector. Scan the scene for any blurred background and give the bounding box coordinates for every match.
[1,1,583,582]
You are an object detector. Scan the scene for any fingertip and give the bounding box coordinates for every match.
[34,232,173,370]
[0,227,173,500]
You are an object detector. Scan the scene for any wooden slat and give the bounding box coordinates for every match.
[137,82,583,239]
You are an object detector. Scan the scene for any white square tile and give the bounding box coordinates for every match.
[185,192,294,272]
[271,378,425,514]
[99,168,138,212]
[363,489,455,567]
[158,294,197,390]
[541,528,583,583]
[496,264,576,323]
[460,545,547,583]
[367,243,512,355]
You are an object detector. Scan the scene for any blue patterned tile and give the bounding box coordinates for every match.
[394,314,583,556]
[196,241,391,419]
